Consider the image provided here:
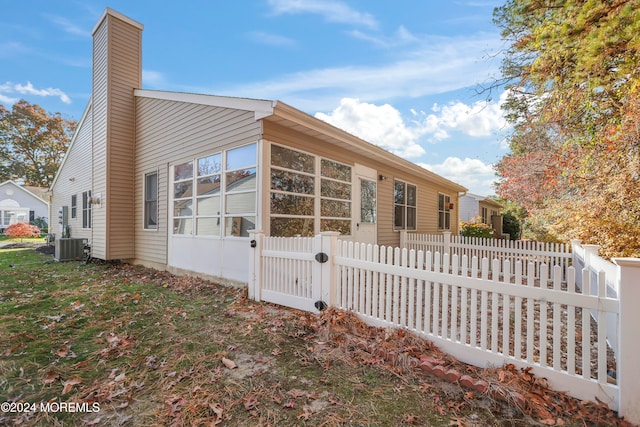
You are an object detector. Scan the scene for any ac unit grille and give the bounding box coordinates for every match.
[55,238,85,262]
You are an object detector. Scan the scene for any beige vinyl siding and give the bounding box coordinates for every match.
[90,12,141,260]
[104,16,140,259]
[263,120,460,247]
[133,96,262,265]
[91,17,108,258]
[50,105,93,242]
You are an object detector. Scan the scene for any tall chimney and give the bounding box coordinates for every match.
[91,8,143,260]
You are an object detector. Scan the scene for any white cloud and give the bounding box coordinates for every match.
[0,93,19,105]
[247,31,296,47]
[316,98,426,158]
[267,0,378,29]
[421,157,497,196]
[46,15,91,38]
[0,81,71,104]
[0,42,27,58]
[214,33,502,112]
[349,25,418,48]
[416,91,509,142]
[142,70,169,88]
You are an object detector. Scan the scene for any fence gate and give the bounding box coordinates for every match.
[248,231,337,313]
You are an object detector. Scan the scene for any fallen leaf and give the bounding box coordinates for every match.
[209,403,223,424]
[297,407,312,420]
[243,395,259,411]
[221,357,237,369]
[119,414,132,425]
[72,360,90,369]
[288,388,306,399]
[82,418,101,426]
[62,376,83,394]
[42,370,60,384]
[405,414,420,425]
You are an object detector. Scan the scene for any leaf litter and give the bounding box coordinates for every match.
[0,256,634,426]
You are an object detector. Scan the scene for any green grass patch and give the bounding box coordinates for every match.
[0,246,579,426]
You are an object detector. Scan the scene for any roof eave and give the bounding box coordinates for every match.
[270,101,467,192]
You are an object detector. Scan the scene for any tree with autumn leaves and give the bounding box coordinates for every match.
[493,0,640,258]
[0,99,77,188]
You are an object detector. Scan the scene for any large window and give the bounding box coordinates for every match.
[224,144,257,237]
[82,191,92,228]
[270,145,352,237]
[438,193,451,230]
[171,144,256,237]
[394,180,416,230]
[144,171,158,230]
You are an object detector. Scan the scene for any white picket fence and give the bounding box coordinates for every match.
[401,231,572,280]
[247,230,640,424]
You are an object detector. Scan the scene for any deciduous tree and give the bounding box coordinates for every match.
[0,99,77,187]
[493,0,640,257]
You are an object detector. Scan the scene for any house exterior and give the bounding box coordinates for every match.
[459,193,503,237]
[0,180,49,231]
[50,8,466,284]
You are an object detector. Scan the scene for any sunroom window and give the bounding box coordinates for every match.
[171,144,256,237]
[269,144,352,237]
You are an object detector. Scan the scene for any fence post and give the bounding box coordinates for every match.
[442,230,452,255]
[247,230,264,301]
[319,232,340,309]
[613,257,640,425]
[582,244,601,270]
[400,230,407,249]
[570,239,581,267]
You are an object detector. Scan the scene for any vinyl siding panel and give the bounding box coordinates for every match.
[263,121,460,247]
[134,96,262,265]
[104,16,140,259]
[51,105,93,242]
[91,19,109,258]
[89,12,141,260]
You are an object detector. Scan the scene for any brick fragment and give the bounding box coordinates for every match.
[445,369,461,383]
[432,365,446,379]
[419,361,434,373]
[420,355,446,365]
[473,379,489,394]
[459,375,476,389]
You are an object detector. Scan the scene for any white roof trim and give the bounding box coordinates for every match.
[134,89,276,120]
[92,7,144,36]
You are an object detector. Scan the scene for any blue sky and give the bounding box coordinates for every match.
[1,0,510,195]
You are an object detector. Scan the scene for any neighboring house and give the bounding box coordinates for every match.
[50,8,467,284]
[0,180,49,231]
[460,193,503,237]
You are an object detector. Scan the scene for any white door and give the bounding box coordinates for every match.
[354,164,377,245]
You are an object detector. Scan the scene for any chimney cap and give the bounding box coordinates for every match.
[92,7,144,36]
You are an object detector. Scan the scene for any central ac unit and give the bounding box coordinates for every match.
[55,238,86,262]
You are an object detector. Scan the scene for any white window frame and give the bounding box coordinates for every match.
[269,143,352,237]
[82,190,92,229]
[170,143,257,238]
[438,193,451,230]
[144,171,158,230]
[393,179,417,231]
[71,194,77,219]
